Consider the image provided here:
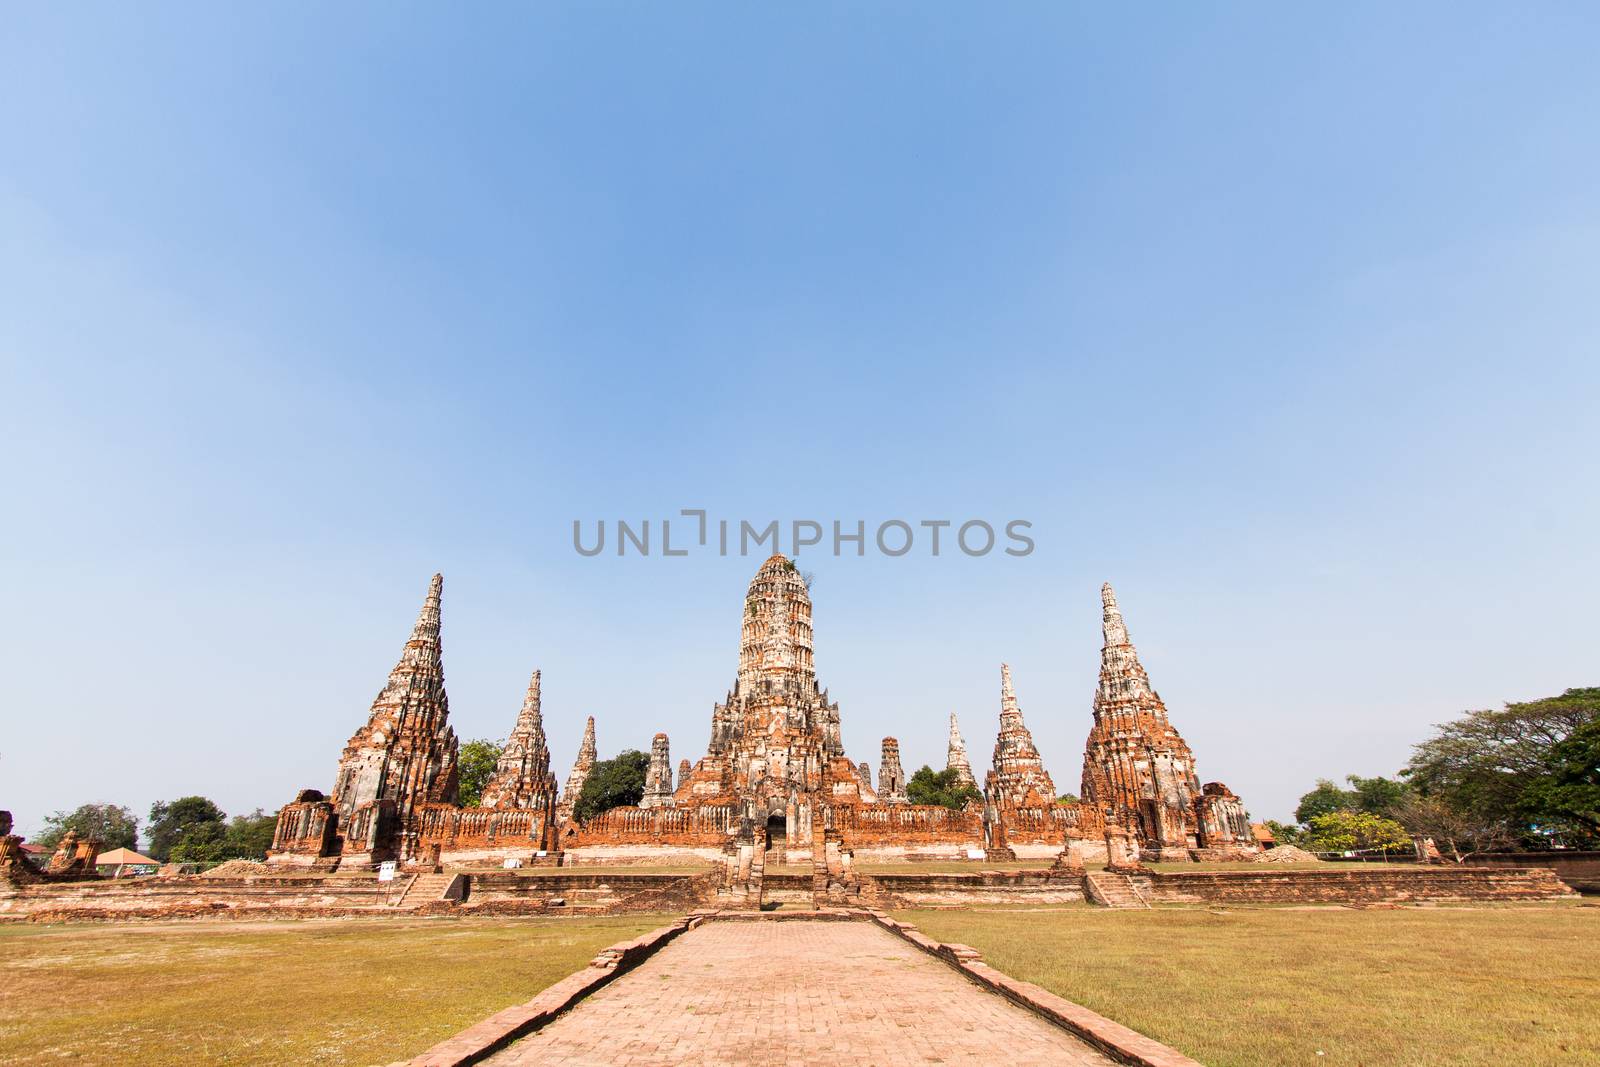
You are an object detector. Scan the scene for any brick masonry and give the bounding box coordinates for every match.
[477,917,1121,1067]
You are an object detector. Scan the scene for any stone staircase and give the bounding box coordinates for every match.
[396,871,454,907]
[1085,870,1151,909]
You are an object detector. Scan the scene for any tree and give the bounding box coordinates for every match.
[1056,792,1081,805]
[35,803,139,851]
[1517,718,1600,844]
[457,738,506,808]
[1346,775,1410,816]
[166,809,281,865]
[1404,687,1599,847]
[906,766,982,810]
[1392,793,1517,863]
[573,749,650,824]
[146,796,227,861]
[1304,811,1411,854]
[222,809,280,860]
[170,821,229,864]
[1264,819,1306,847]
[1294,779,1357,824]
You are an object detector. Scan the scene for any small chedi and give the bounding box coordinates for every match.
[270,556,1255,869]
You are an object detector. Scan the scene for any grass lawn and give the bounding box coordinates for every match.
[0,914,665,1066]
[897,904,1600,1067]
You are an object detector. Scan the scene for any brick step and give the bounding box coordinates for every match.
[1085,871,1150,909]
[396,872,454,907]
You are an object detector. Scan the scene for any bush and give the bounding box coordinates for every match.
[1304,811,1411,854]
[573,749,651,823]
[457,738,506,807]
[906,766,981,809]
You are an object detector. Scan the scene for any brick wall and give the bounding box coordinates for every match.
[1142,866,1577,904]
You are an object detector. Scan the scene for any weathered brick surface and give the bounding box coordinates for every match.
[484,920,1116,1066]
[1080,584,1252,859]
[1144,865,1577,904]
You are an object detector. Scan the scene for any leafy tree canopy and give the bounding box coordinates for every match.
[1346,775,1411,816]
[1293,775,1410,825]
[1404,687,1599,847]
[1057,792,1081,805]
[573,749,650,824]
[1304,810,1411,854]
[457,737,506,808]
[146,796,226,861]
[1294,779,1357,824]
[905,766,981,810]
[1263,819,1305,846]
[1517,718,1600,841]
[34,804,139,852]
[168,809,281,865]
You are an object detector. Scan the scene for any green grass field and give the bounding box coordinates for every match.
[0,915,663,1066]
[897,904,1600,1067]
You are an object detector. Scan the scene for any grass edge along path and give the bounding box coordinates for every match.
[896,903,1600,1067]
[0,914,664,1066]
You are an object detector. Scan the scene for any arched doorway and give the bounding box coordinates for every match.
[765,813,787,857]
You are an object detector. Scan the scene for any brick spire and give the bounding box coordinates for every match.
[878,737,908,803]
[642,732,675,809]
[1081,582,1212,853]
[987,663,1055,804]
[946,712,976,789]
[737,554,814,691]
[557,716,598,820]
[330,573,459,824]
[1096,582,1158,709]
[480,669,557,810]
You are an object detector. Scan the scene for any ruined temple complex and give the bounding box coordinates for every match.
[268,556,1257,870]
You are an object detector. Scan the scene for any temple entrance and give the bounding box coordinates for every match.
[765,814,787,858]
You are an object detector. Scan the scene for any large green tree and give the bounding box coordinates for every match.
[34,803,139,851]
[1293,775,1410,825]
[1293,779,1357,824]
[1517,718,1600,841]
[1404,687,1599,847]
[573,749,650,824]
[168,809,281,864]
[457,738,506,808]
[905,766,981,809]
[146,796,227,861]
[1346,775,1411,816]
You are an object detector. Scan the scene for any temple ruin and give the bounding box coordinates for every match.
[269,556,1255,870]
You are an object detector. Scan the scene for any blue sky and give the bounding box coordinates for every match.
[3,5,1597,840]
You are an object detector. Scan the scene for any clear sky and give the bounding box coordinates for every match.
[4,5,1597,841]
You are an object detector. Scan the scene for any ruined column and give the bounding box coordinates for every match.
[557,716,598,821]
[946,712,976,789]
[641,732,675,809]
[878,737,908,803]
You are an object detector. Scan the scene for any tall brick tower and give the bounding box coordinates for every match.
[327,573,460,862]
[1081,582,1246,859]
[679,554,873,842]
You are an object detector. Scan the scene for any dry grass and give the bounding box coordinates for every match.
[0,915,664,1066]
[897,904,1600,1067]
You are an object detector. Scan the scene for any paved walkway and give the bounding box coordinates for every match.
[486,920,1116,1066]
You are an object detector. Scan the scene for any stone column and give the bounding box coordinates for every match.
[641,733,674,809]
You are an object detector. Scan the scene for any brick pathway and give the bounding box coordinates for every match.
[486,920,1116,1066]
